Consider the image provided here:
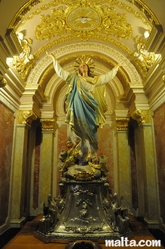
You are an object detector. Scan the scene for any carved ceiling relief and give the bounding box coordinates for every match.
[4,0,160,84]
[2,0,163,117]
[35,1,133,41]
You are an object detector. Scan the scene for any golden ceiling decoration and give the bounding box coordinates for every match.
[9,0,159,31]
[34,35,133,61]
[35,0,133,41]
[28,42,141,87]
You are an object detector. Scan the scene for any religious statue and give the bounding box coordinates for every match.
[47,52,119,166]
[35,54,130,243]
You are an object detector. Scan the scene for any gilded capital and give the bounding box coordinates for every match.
[131,109,151,126]
[17,110,37,127]
[41,119,56,132]
[116,117,129,131]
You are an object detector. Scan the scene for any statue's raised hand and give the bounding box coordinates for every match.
[46,51,55,60]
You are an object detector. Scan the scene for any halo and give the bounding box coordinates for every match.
[74,55,95,74]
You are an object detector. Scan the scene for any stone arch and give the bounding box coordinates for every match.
[24,42,143,118]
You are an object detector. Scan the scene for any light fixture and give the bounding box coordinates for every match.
[144,30,150,38]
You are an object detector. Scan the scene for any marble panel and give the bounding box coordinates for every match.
[0,103,14,226]
[154,103,165,223]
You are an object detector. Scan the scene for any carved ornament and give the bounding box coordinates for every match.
[17,110,37,126]
[29,42,141,88]
[133,35,161,76]
[8,33,35,80]
[131,109,151,125]
[41,118,55,131]
[0,73,7,88]
[73,171,95,181]
[9,0,157,32]
[116,117,129,131]
[35,0,133,41]
[34,36,133,62]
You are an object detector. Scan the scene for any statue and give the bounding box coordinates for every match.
[34,54,130,243]
[47,52,120,164]
[38,194,65,234]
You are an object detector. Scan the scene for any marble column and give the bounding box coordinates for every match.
[133,109,159,226]
[10,110,37,227]
[39,119,55,210]
[115,117,132,209]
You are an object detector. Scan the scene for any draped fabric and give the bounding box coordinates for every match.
[65,74,99,151]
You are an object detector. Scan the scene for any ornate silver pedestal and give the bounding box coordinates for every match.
[34,175,130,243]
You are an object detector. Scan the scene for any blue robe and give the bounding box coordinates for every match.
[65,74,99,151]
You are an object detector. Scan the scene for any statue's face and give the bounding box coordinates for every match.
[79,63,88,75]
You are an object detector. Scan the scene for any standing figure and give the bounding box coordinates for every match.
[47,52,119,163]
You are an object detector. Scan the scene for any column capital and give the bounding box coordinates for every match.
[41,118,56,132]
[17,110,38,127]
[116,117,130,131]
[131,109,152,126]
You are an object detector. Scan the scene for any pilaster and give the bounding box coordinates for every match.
[39,119,55,210]
[132,109,159,226]
[10,110,37,227]
[115,116,132,209]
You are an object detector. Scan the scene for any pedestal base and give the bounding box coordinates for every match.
[34,178,130,243]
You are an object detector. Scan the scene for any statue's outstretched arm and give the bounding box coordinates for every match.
[46,52,69,81]
[95,65,119,86]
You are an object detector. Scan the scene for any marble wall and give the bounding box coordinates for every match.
[0,103,14,227]
[154,103,165,223]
